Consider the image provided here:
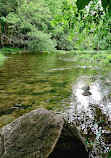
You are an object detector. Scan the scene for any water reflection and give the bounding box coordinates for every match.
[66,75,111,126]
[64,75,111,157]
[74,76,102,107]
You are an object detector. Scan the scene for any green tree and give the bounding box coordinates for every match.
[0,0,111,51]
[0,0,57,51]
[53,0,111,50]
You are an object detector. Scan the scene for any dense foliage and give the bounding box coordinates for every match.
[0,0,111,51]
[54,0,111,50]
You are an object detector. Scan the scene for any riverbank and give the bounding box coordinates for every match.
[0,47,29,54]
[0,47,111,67]
[0,47,111,54]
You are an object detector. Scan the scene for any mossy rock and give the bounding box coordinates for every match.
[0,108,88,158]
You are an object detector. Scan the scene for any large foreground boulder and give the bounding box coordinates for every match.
[0,108,88,158]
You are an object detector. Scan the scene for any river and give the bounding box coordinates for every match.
[0,52,111,157]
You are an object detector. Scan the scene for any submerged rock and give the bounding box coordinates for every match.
[82,91,92,96]
[0,108,88,158]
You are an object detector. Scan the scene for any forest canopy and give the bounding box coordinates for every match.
[0,0,111,51]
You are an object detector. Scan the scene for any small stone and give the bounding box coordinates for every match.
[82,86,90,91]
[82,91,92,96]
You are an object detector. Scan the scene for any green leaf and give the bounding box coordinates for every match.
[95,131,102,140]
[76,0,91,10]
[94,120,104,125]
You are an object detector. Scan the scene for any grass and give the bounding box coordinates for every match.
[0,47,24,53]
[0,47,50,54]
[0,53,5,66]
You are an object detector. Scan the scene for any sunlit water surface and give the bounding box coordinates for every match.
[0,52,111,157]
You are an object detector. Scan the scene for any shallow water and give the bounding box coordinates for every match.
[0,52,111,157]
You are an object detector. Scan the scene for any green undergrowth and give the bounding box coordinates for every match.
[0,47,55,54]
[0,47,24,53]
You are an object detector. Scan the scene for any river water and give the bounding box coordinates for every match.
[0,52,111,157]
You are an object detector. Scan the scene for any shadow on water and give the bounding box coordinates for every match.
[0,52,111,157]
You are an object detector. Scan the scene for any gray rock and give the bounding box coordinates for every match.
[82,91,92,96]
[82,86,90,91]
[0,108,88,158]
